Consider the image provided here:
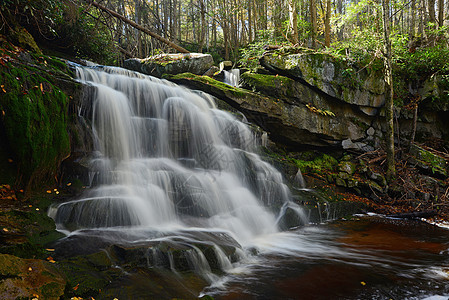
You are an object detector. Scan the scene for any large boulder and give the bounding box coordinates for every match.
[165,73,373,149]
[260,47,386,116]
[124,53,214,78]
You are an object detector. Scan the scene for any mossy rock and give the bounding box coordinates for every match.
[124,53,214,78]
[409,144,448,177]
[0,253,65,300]
[260,47,386,114]
[0,46,72,188]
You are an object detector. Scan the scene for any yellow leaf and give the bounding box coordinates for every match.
[40,83,43,93]
[2,228,8,232]
[47,190,52,194]
[361,281,366,286]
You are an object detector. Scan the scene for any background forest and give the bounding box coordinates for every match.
[1,0,448,65]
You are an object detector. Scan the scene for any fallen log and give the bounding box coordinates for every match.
[387,210,437,219]
[84,0,190,54]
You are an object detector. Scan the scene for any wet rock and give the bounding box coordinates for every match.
[124,53,214,78]
[0,254,65,300]
[277,202,307,230]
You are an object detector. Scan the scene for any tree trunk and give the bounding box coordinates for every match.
[428,0,437,23]
[248,0,252,42]
[336,0,343,40]
[198,0,206,52]
[382,0,396,181]
[324,0,331,47]
[437,0,444,27]
[289,0,299,44]
[410,0,416,37]
[310,0,317,48]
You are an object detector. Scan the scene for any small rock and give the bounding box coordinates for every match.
[370,172,387,187]
[338,161,356,175]
[219,61,233,71]
[336,177,347,187]
[203,66,219,77]
[367,127,375,136]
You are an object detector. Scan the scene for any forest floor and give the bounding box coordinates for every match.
[332,142,449,224]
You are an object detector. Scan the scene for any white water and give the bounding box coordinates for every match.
[51,65,304,270]
[223,69,240,87]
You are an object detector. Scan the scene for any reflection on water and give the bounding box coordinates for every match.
[208,216,449,300]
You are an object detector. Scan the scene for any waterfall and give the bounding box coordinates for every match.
[223,69,240,87]
[51,65,306,281]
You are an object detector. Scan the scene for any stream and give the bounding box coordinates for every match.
[49,64,449,299]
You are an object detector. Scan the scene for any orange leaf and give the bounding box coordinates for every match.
[40,83,43,93]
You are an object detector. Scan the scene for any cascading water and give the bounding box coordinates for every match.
[50,64,303,281]
[223,69,240,87]
[48,65,449,299]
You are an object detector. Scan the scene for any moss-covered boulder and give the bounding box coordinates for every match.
[0,253,65,300]
[409,144,448,177]
[260,47,385,116]
[124,53,214,78]
[0,41,77,188]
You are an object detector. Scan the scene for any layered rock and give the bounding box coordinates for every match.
[166,73,372,148]
[260,47,385,116]
[124,53,214,78]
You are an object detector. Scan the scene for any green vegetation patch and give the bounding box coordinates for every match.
[0,45,71,188]
[293,153,338,175]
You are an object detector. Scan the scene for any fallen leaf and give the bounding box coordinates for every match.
[28,267,32,271]
[2,228,8,232]
[46,190,52,194]
[73,283,79,291]
[1,85,5,93]
[361,281,366,286]
[45,248,55,252]
[40,83,43,92]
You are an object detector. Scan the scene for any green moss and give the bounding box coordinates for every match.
[166,72,247,98]
[294,154,338,174]
[0,54,71,188]
[241,72,294,97]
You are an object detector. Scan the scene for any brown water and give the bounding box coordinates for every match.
[208,216,449,300]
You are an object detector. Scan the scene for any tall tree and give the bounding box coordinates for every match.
[289,0,299,44]
[324,0,331,47]
[381,0,396,181]
[437,0,444,27]
[310,0,317,48]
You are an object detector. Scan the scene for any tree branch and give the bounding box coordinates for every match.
[83,0,189,54]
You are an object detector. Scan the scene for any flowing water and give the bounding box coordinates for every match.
[223,69,240,87]
[49,65,449,299]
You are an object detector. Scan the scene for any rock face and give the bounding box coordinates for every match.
[260,47,385,116]
[124,53,214,78]
[166,73,372,148]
